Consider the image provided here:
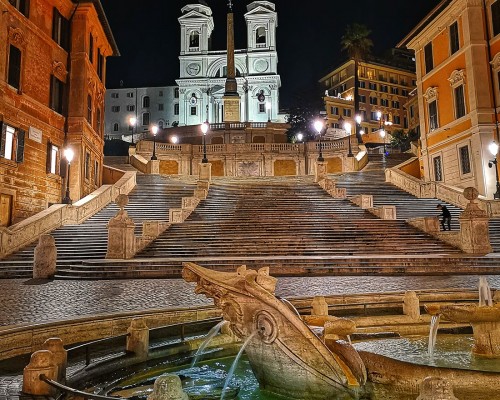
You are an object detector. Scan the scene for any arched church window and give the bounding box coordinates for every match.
[143,96,150,108]
[256,27,266,46]
[190,31,200,48]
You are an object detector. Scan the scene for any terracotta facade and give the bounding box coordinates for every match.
[0,0,118,226]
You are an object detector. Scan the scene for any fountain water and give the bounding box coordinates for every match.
[220,331,258,400]
[428,314,441,357]
[479,277,493,307]
[191,320,227,367]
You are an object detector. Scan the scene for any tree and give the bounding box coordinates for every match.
[390,128,420,152]
[340,23,373,143]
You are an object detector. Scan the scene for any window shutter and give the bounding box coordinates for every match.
[16,129,25,163]
[62,15,70,51]
[46,141,52,173]
[0,122,5,156]
[21,0,30,17]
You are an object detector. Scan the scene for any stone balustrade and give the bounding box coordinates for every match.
[386,157,500,217]
[0,170,137,259]
[318,177,347,199]
[368,205,397,220]
[350,195,374,209]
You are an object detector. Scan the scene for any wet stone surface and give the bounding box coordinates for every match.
[0,275,499,327]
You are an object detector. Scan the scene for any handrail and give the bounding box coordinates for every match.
[40,374,127,400]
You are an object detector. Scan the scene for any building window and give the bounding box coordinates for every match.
[142,112,150,126]
[358,81,366,88]
[424,42,434,74]
[330,106,339,115]
[174,103,179,115]
[454,84,466,118]
[111,106,120,112]
[402,89,409,96]
[450,21,460,55]
[174,88,179,98]
[391,87,399,95]
[8,0,30,17]
[492,0,500,37]
[369,97,378,105]
[369,82,377,90]
[343,109,351,117]
[85,152,90,180]
[259,103,266,113]
[359,95,366,103]
[428,100,438,130]
[158,103,164,111]
[433,156,443,181]
[404,117,408,129]
[111,92,119,98]
[0,124,25,162]
[190,106,197,116]
[49,75,65,114]
[410,105,414,118]
[159,90,163,97]
[47,143,59,174]
[96,108,101,134]
[380,85,388,93]
[87,95,92,122]
[143,96,150,108]
[97,51,104,80]
[370,111,379,121]
[7,45,22,90]
[393,115,401,125]
[113,123,119,131]
[89,34,94,63]
[126,92,134,98]
[126,105,135,111]
[189,31,200,48]
[256,27,266,46]
[392,100,400,108]
[380,99,389,107]
[94,160,99,185]
[52,8,69,51]
[459,145,471,175]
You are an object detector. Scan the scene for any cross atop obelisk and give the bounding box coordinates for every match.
[223,0,240,122]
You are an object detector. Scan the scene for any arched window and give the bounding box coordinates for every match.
[190,31,200,48]
[113,123,119,131]
[143,96,150,108]
[256,27,266,45]
[158,121,164,129]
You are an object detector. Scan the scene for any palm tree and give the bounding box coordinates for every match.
[341,23,373,143]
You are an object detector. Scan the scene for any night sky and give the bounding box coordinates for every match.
[100,0,441,108]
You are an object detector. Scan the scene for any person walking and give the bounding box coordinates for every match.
[437,204,451,231]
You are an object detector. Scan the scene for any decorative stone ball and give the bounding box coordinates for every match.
[463,187,479,201]
[115,194,129,210]
[147,374,188,400]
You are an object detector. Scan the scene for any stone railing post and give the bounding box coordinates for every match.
[199,162,212,183]
[311,296,329,316]
[147,159,160,175]
[33,234,57,279]
[106,195,136,259]
[22,350,57,396]
[315,161,327,183]
[126,318,149,360]
[403,291,420,320]
[459,187,492,254]
[42,338,67,383]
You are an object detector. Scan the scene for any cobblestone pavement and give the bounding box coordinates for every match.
[1,275,500,327]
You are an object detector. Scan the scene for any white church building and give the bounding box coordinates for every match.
[105,1,282,139]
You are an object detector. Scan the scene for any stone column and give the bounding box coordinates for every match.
[22,350,57,396]
[312,296,329,316]
[147,159,160,175]
[403,291,420,320]
[459,187,492,254]
[199,162,212,183]
[315,161,328,183]
[33,234,57,279]
[42,338,67,383]
[126,318,149,360]
[106,195,136,259]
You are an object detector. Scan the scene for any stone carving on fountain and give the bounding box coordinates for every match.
[182,262,366,400]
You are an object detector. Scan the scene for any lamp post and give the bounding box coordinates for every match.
[201,121,209,163]
[266,102,271,123]
[339,115,353,157]
[151,125,158,160]
[377,111,391,157]
[314,119,324,162]
[129,116,137,145]
[171,135,179,144]
[489,140,500,199]
[380,128,386,156]
[62,147,74,204]
[296,133,304,142]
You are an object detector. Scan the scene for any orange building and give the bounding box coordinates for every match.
[319,55,416,144]
[399,0,500,198]
[0,0,118,226]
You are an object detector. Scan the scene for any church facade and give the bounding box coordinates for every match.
[176,1,281,126]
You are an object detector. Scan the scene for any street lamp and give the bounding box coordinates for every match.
[129,116,137,145]
[380,128,386,156]
[489,140,500,199]
[151,125,158,160]
[266,102,272,123]
[62,147,74,204]
[377,112,391,156]
[201,121,209,163]
[296,133,304,142]
[171,135,179,144]
[314,119,324,162]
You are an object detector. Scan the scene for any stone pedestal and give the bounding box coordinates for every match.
[403,291,420,320]
[424,217,440,234]
[379,205,397,220]
[417,377,458,400]
[33,234,57,279]
[182,197,200,211]
[147,159,160,175]
[42,338,67,383]
[459,187,493,254]
[199,162,212,183]
[22,350,57,396]
[312,296,329,316]
[223,96,241,123]
[106,195,136,259]
[471,321,500,356]
[314,161,327,183]
[147,374,188,400]
[126,318,149,360]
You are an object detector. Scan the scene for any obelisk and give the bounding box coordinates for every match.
[223,0,241,122]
